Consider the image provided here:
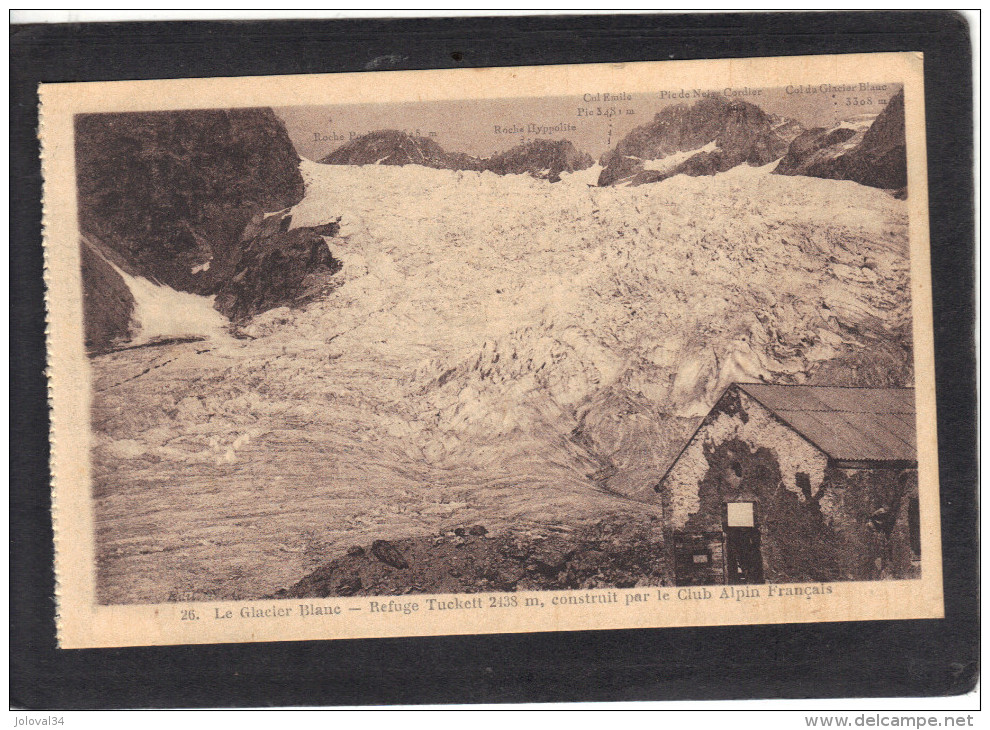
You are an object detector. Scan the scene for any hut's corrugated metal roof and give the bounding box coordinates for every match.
[736,384,916,464]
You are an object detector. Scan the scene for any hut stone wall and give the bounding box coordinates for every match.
[658,385,919,582]
[662,388,828,531]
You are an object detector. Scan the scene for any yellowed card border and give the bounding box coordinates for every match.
[41,51,943,649]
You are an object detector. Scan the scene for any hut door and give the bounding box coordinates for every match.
[723,502,764,584]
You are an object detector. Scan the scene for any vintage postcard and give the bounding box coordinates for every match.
[42,52,943,649]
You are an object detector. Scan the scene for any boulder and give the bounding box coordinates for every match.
[370,539,409,569]
[74,107,306,295]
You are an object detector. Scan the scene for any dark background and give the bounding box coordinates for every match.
[10,11,977,708]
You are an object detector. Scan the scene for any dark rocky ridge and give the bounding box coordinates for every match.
[75,108,345,350]
[774,126,862,177]
[214,211,343,321]
[597,96,801,187]
[773,89,907,191]
[319,130,593,182]
[484,138,594,182]
[80,237,137,351]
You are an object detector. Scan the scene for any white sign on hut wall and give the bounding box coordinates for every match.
[726,502,755,528]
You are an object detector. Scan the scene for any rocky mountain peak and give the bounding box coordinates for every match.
[484,138,594,182]
[598,96,798,187]
[75,107,306,296]
[318,129,593,182]
[773,89,907,192]
[318,129,454,168]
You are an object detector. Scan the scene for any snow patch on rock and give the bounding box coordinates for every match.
[106,257,229,345]
[641,141,719,173]
[559,163,603,186]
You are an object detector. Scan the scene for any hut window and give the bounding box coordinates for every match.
[908,497,921,557]
[731,461,743,478]
[726,501,755,528]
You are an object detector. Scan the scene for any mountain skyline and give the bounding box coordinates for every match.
[277,82,902,162]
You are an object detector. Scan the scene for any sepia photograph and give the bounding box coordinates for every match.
[41,52,943,648]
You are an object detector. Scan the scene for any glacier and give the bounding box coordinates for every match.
[90,161,912,603]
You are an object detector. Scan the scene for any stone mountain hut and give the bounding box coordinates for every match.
[655,383,920,586]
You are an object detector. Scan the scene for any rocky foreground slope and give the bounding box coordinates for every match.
[91,161,912,603]
[275,515,669,598]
